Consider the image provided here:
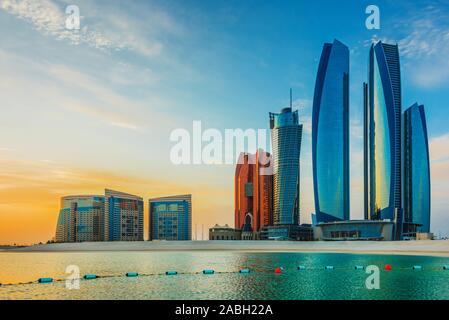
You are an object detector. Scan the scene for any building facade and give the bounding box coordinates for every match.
[149,194,192,241]
[55,195,105,243]
[269,105,303,225]
[259,225,313,241]
[104,189,144,241]
[312,39,350,223]
[209,224,242,240]
[314,220,394,241]
[403,103,431,235]
[364,41,403,235]
[234,150,273,235]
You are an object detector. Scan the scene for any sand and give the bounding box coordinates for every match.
[4,240,449,257]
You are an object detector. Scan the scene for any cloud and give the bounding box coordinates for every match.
[429,133,449,162]
[394,6,449,88]
[362,6,449,89]
[0,0,127,51]
[0,0,183,58]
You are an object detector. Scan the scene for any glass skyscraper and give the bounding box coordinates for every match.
[149,194,192,240]
[364,41,402,229]
[403,103,431,234]
[55,195,105,243]
[104,189,144,241]
[312,39,350,223]
[269,104,303,225]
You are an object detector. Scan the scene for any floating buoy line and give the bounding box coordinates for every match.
[0,265,447,287]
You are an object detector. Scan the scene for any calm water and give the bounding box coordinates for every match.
[0,251,448,300]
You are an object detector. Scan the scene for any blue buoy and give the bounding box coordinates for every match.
[354,265,364,270]
[203,269,215,275]
[443,265,449,270]
[412,266,422,270]
[165,271,178,276]
[38,277,53,283]
[239,269,250,273]
[325,266,334,270]
[83,274,97,280]
[126,272,139,277]
[297,266,306,270]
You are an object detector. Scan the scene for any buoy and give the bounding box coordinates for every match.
[38,277,53,283]
[126,272,139,277]
[412,266,422,270]
[166,271,178,275]
[384,264,392,271]
[354,265,364,270]
[274,267,282,274]
[83,274,97,280]
[325,266,334,270]
[297,266,305,270]
[203,269,215,275]
[239,269,250,273]
[443,265,449,270]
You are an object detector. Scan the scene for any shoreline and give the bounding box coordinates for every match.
[3,240,449,257]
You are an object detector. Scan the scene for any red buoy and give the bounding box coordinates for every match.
[384,264,392,271]
[275,267,282,274]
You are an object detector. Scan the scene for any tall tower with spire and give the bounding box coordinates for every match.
[269,91,303,225]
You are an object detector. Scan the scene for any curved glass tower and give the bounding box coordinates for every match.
[364,41,402,225]
[403,103,431,233]
[312,39,350,223]
[269,106,303,225]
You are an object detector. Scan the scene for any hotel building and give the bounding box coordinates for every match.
[269,102,303,226]
[234,150,273,239]
[104,189,144,241]
[403,103,431,236]
[149,194,192,241]
[364,41,403,238]
[312,39,350,223]
[55,195,105,243]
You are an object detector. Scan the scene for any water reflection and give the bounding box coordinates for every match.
[0,252,448,300]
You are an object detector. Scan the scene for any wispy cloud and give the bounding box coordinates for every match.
[0,0,182,58]
[0,0,127,51]
[361,5,449,88]
[393,5,449,88]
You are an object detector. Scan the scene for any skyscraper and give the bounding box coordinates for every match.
[55,195,105,243]
[234,150,273,234]
[364,41,402,230]
[104,189,144,241]
[149,194,192,241]
[312,39,350,223]
[269,98,303,225]
[403,103,431,235]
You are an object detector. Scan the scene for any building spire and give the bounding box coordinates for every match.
[290,88,293,110]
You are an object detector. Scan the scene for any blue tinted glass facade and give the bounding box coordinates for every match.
[403,104,431,232]
[312,39,350,223]
[149,198,191,240]
[269,108,303,225]
[364,42,402,225]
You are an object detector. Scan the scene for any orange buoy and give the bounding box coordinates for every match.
[275,267,282,274]
[384,264,392,271]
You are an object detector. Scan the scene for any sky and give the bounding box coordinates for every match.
[1,0,449,244]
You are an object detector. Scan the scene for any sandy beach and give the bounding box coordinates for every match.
[4,240,449,257]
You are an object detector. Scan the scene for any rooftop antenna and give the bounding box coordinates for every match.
[290,88,293,110]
